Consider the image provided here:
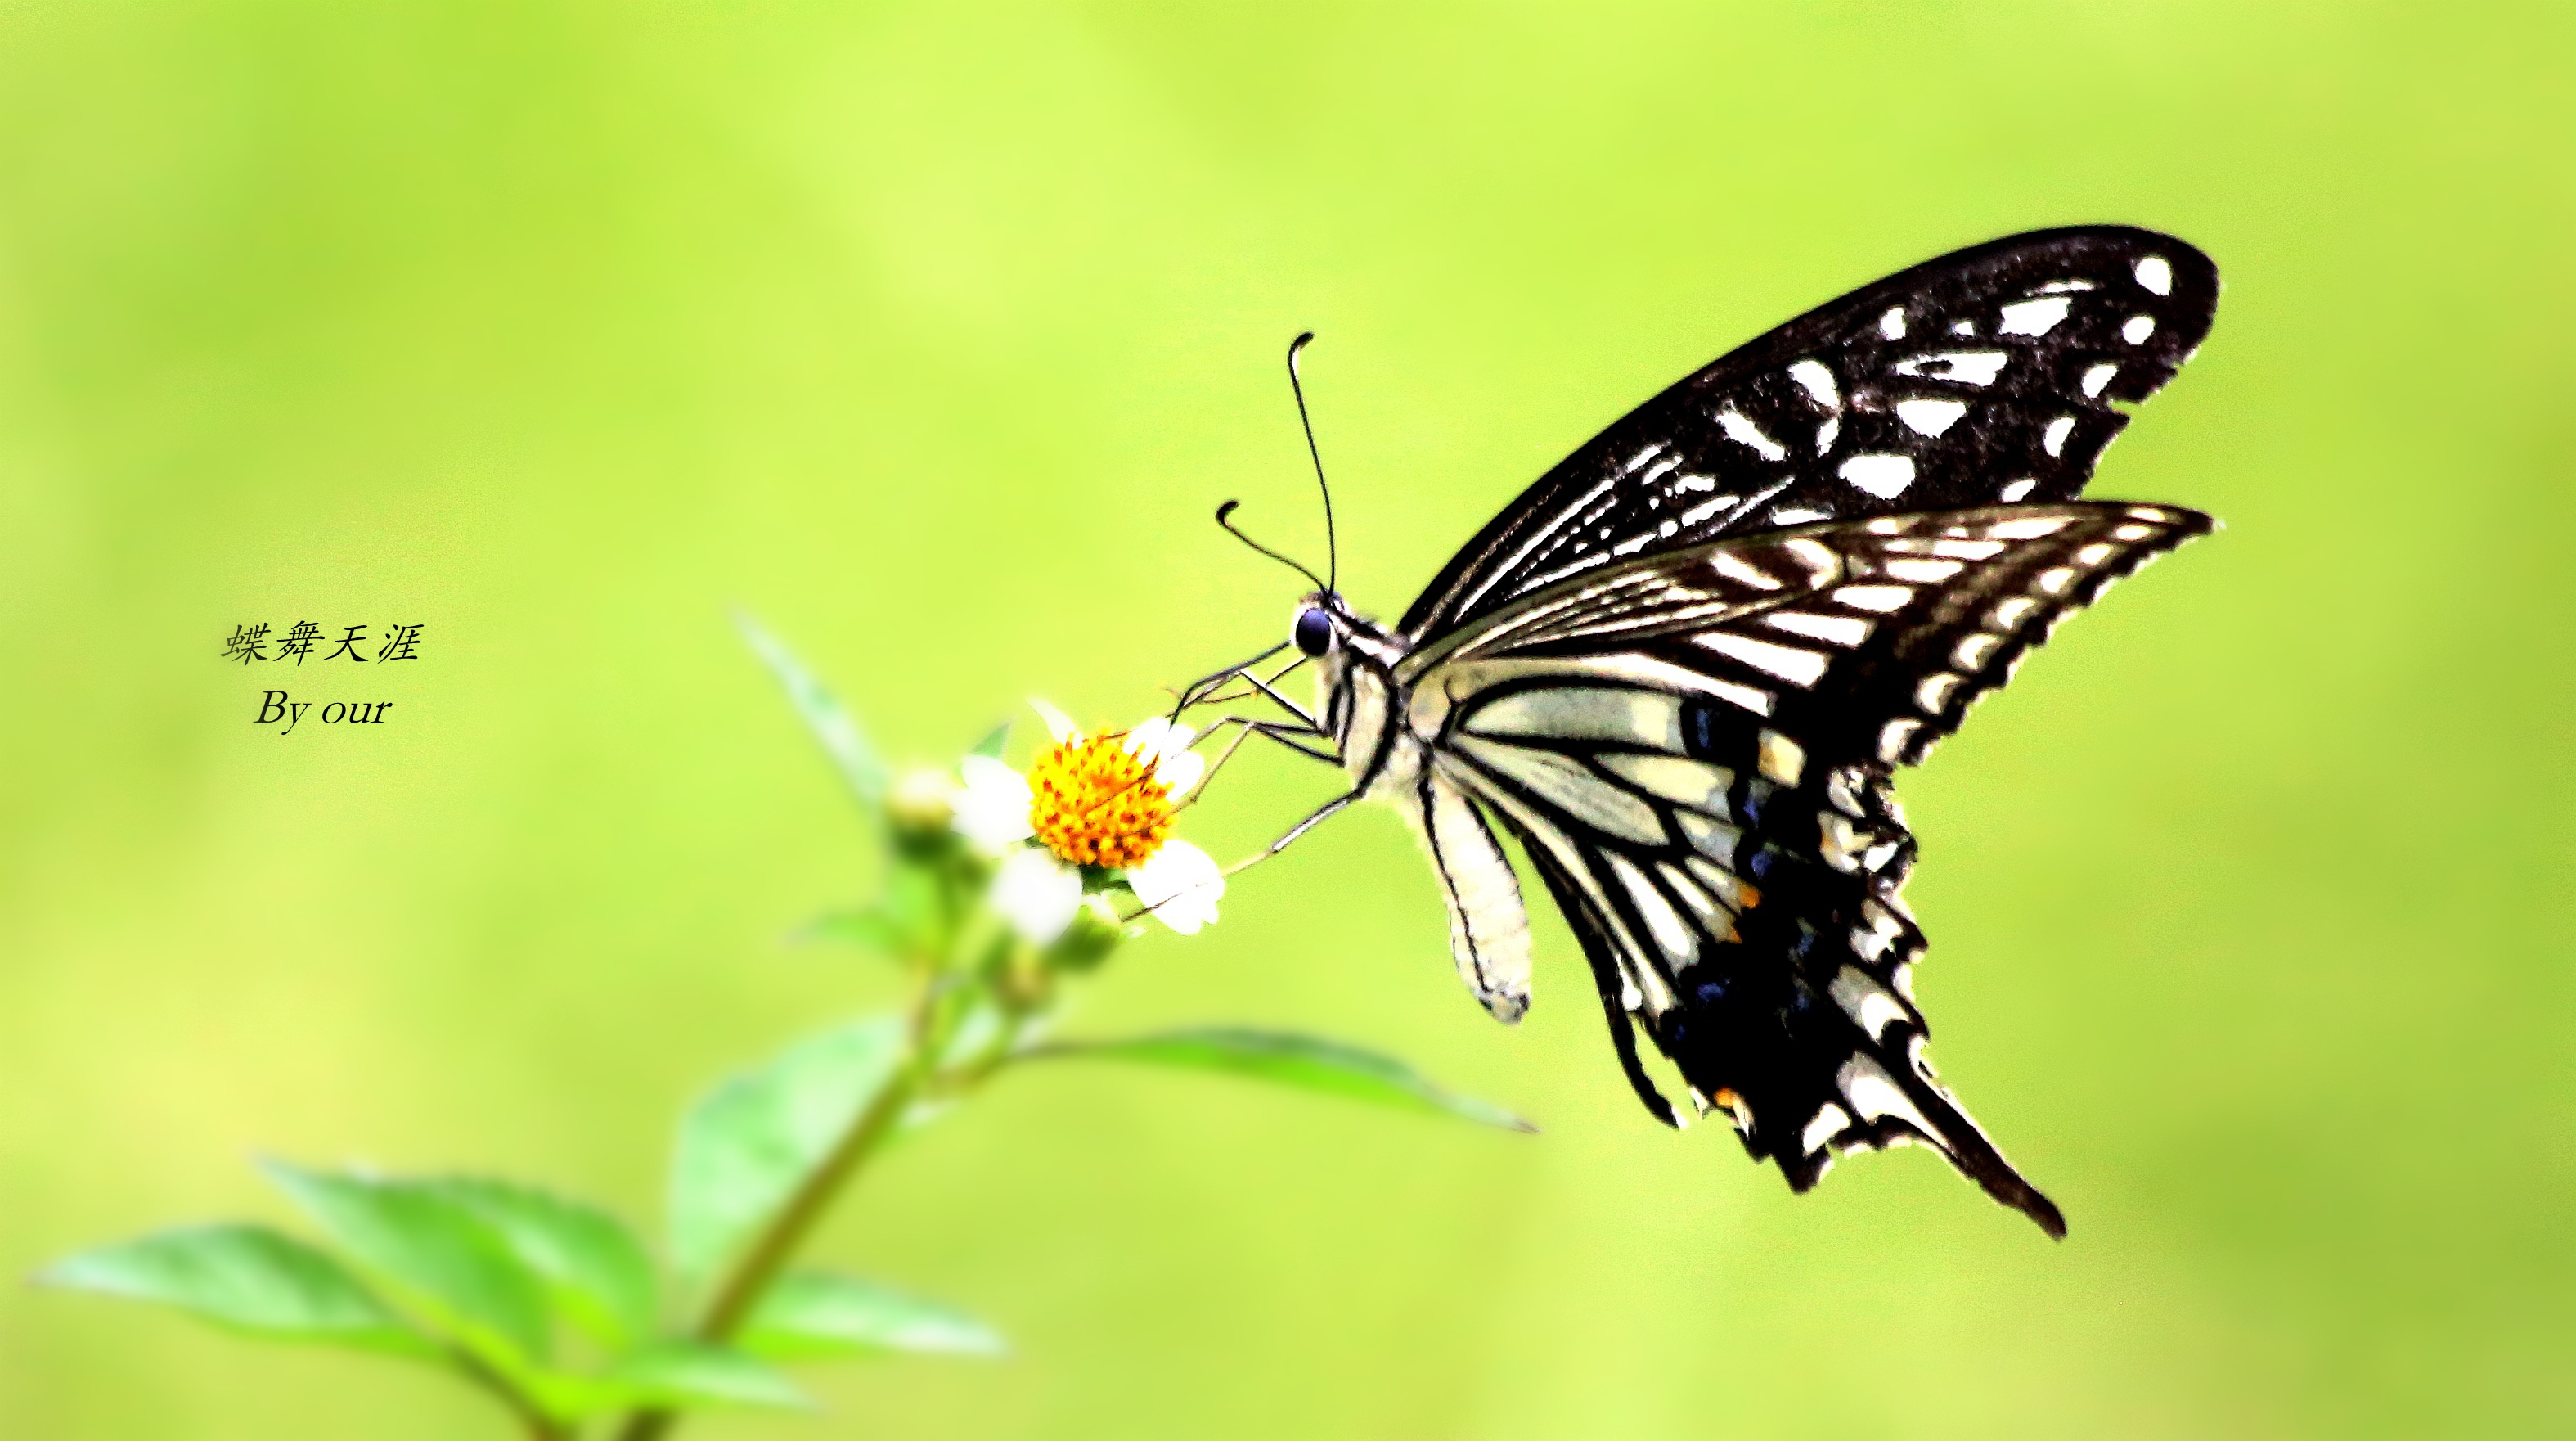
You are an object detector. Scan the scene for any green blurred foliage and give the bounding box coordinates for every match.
[2,2,2569,1438]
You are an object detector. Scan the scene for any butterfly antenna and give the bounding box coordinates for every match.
[1215,500,1331,595]
[1285,331,1337,593]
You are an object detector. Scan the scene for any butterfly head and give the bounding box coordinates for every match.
[1291,599,1338,658]
[1290,592,1396,668]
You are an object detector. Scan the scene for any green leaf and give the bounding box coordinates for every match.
[667,1016,906,1295]
[968,721,1010,759]
[735,610,888,813]
[35,1224,431,1357]
[741,1271,1006,1361]
[1033,1028,1538,1133]
[259,1162,552,1368]
[596,1342,810,1412]
[421,1179,659,1347]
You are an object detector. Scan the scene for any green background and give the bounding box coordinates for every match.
[4,2,2569,1437]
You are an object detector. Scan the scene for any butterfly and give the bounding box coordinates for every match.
[1179,227,2219,1238]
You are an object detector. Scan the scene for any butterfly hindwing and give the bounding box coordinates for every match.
[1402,505,2205,1234]
[1401,227,2217,639]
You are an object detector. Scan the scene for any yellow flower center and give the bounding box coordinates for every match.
[1027,734,1175,870]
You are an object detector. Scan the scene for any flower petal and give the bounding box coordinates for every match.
[1126,839,1225,935]
[991,847,1083,944]
[952,755,1036,850]
[1028,697,1081,745]
[1123,716,1194,766]
[1155,747,1206,799]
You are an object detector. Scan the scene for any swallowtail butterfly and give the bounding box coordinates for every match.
[1185,227,2218,1237]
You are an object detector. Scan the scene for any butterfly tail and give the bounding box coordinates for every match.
[1644,956,2066,1238]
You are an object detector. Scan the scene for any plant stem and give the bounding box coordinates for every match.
[610,965,978,1441]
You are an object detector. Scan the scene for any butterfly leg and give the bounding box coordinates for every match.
[1171,718,1334,820]
[1218,789,1361,879]
[1171,642,1292,712]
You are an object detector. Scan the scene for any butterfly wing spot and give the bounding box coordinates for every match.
[1679,493,1742,526]
[2081,363,2120,399]
[2122,314,2158,344]
[2034,566,2078,597]
[1818,811,1872,871]
[1896,399,1969,437]
[1681,855,1759,912]
[2042,415,2076,457]
[1838,1055,1940,1138]
[1917,537,2007,561]
[1658,861,1736,933]
[1877,716,1922,763]
[1803,1104,1855,1155]
[1599,751,1734,813]
[1953,632,2001,670]
[1607,852,1699,968]
[1756,727,1807,785]
[1892,350,2009,386]
[1815,416,1841,453]
[1878,307,1907,340]
[1881,557,1964,584]
[1998,296,2072,335]
[1771,506,1830,525]
[1780,538,1841,577]
[2033,278,2100,295]
[1830,965,1913,1042]
[1991,596,2040,628]
[1468,687,1684,750]
[1675,811,1743,869]
[1833,583,1914,613]
[1697,633,1831,688]
[1998,479,2038,502]
[1710,551,1784,590]
[1716,408,1789,462]
[1454,736,1669,847]
[1762,610,1873,646]
[1787,359,1841,410]
[1839,454,1917,498]
[1949,319,1976,336]
[2075,542,2119,565]
[2112,522,2156,541]
[1915,672,1963,715]
[1990,515,2075,540]
[2134,254,2174,295]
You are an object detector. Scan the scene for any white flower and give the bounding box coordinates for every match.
[953,699,1226,944]
[952,754,1036,852]
[989,845,1085,946]
[1126,838,1225,934]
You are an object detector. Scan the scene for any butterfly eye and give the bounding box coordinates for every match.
[1292,606,1335,658]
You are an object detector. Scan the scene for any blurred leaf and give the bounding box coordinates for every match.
[260,1162,552,1368]
[35,1224,432,1357]
[668,1016,906,1295]
[595,1342,809,1412]
[741,1271,1006,1361]
[422,1178,659,1348]
[1033,1029,1537,1132]
[800,863,942,959]
[735,610,888,813]
[799,907,910,954]
[969,721,1010,759]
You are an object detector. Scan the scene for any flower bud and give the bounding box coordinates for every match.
[887,767,958,837]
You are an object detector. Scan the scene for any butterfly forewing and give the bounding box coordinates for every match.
[1400,227,2217,640]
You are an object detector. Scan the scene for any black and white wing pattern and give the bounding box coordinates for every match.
[1400,503,2210,1236]
[1400,227,2216,638]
